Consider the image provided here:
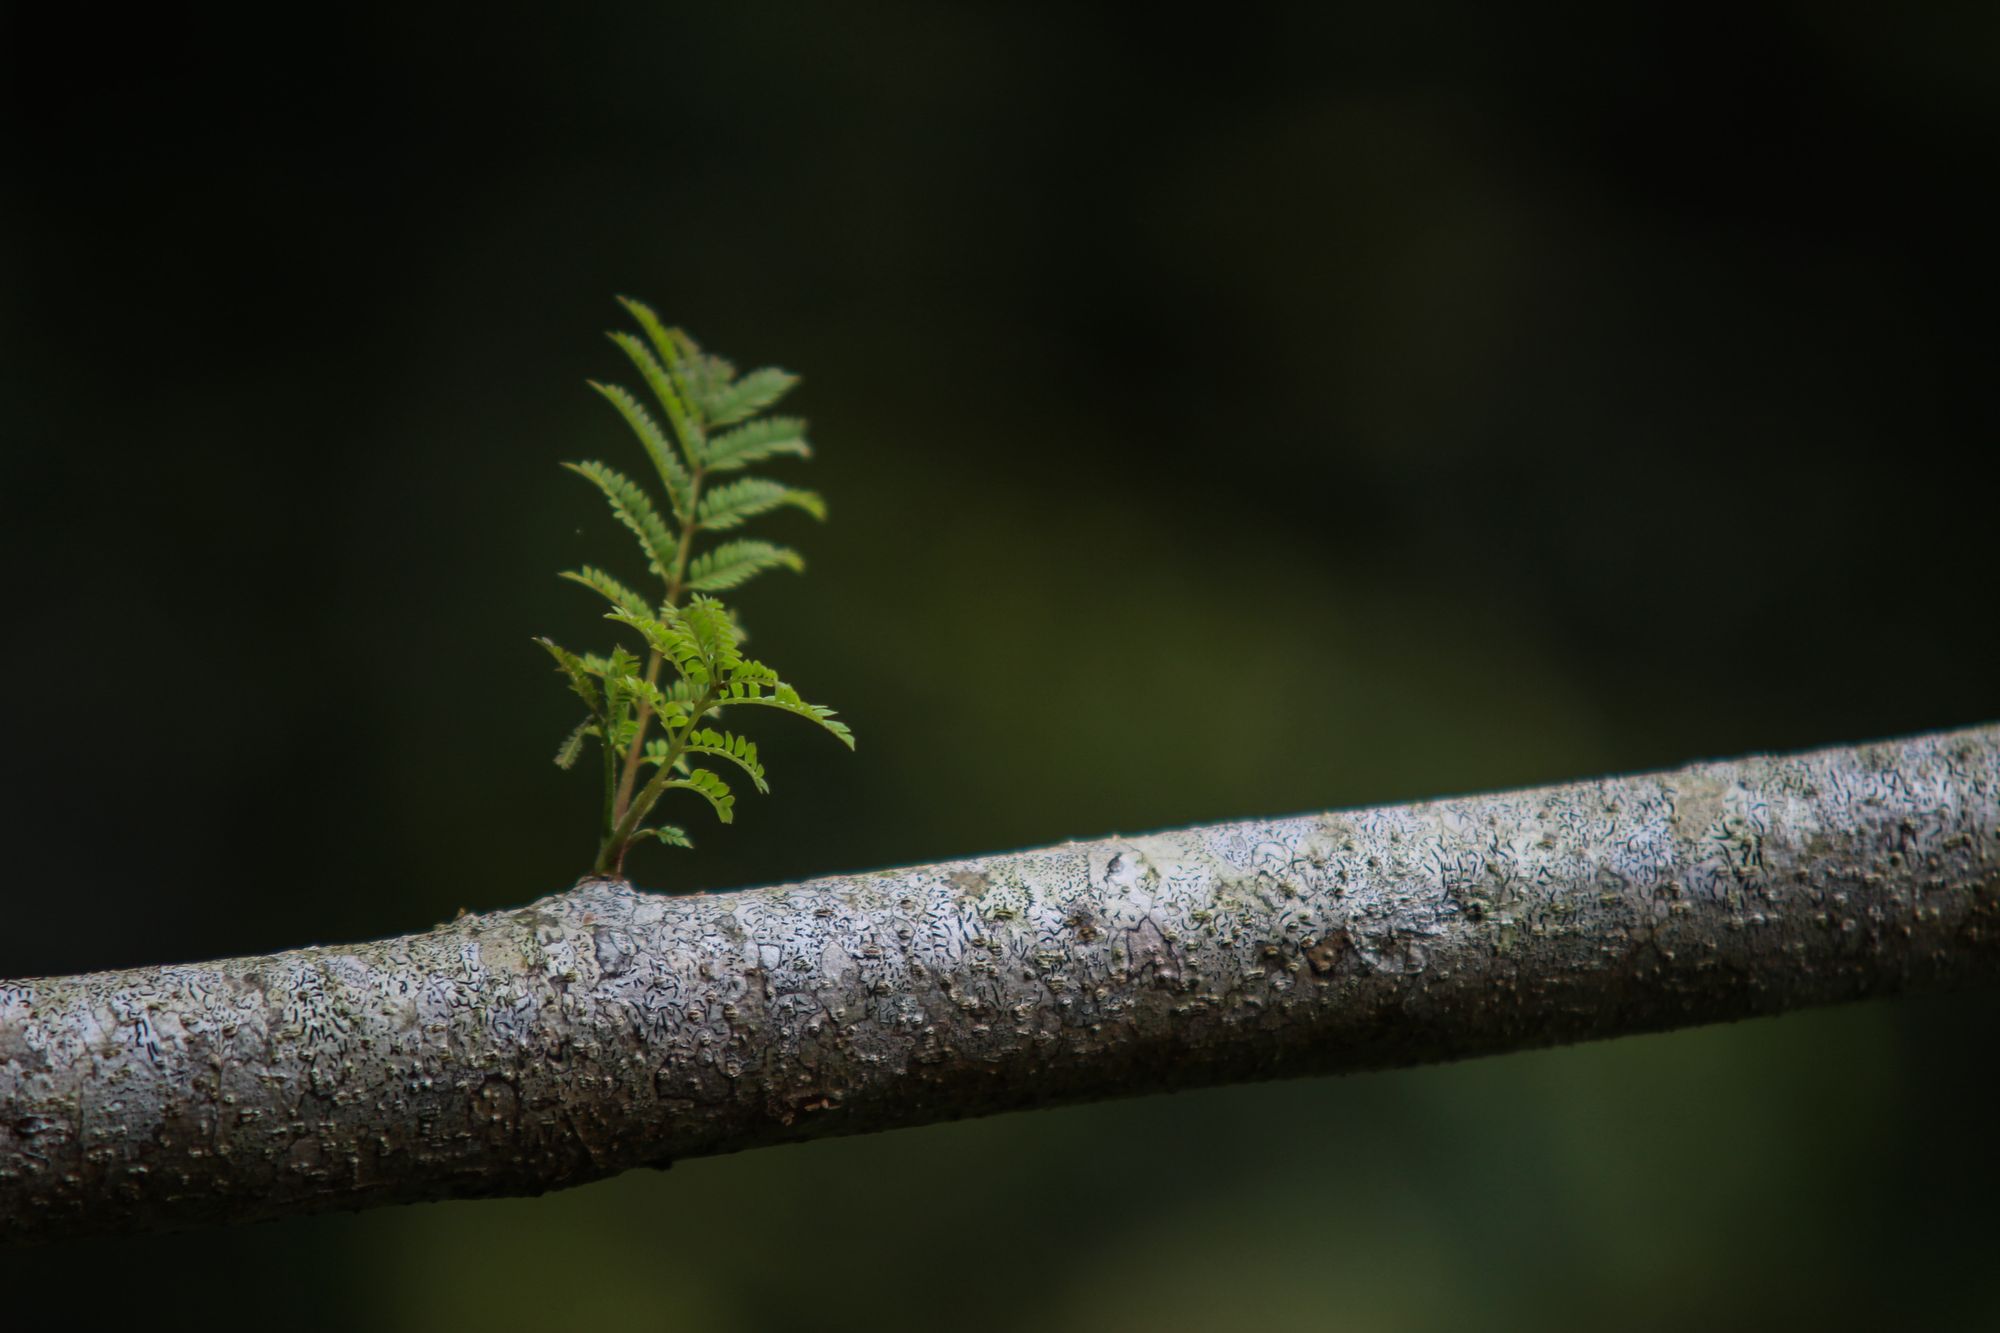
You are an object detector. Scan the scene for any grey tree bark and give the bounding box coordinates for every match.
[4,725,1998,1243]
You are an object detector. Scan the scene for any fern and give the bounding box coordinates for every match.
[698,477,825,528]
[703,367,799,427]
[677,595,744,671]
[537,637,604,717]
[540,299,853,877]
[584,382,691,519]
[553,718,595,770]
[687,539,804,592]
[683,728,768,793]
[615,298,698,382]
[663,768,735,822]
[608,331,703,470]
[718,677,855,748]
[705,417,811,471]
[562,460,678,576]
[559,565,653,619]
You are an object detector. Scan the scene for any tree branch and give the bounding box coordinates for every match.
[5,725,1998,1242]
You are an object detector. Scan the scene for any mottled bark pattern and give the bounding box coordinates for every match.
[5,727,1999,1241]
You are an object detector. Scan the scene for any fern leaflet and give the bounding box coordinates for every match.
[717,675,855,748]
[616,298,700,383]
[609,331,704,470]
[683,728,768,793]
[698,477,826,528]
[678,596,744,672]
[587,381,692,519]
[560,565,653,619]
[687,540,804,592]
[563,460,677,577]
[554,718,595,770]
[537,637,604,718]
[663,768,734,822]
[702,367,798,427]
[704,417,811,472]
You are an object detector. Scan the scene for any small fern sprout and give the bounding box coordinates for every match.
[538,299,853,877]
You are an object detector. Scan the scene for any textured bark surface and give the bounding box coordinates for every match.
[5,725,1999,1242]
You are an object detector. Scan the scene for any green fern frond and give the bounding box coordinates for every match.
[678,596,744,672]
[560,565,653,618]
[698,477,826,528]
[599,647,640,724]
[554,718,596,770]
[664,768,735,822]
[704,417,811,472]
[616,298,701,378]
[562,460,677,577]
[618,674,690,731]
[536,637,604,717]
[726,658,780,685]
[703,367,799,427]
[604,714,641,753]
[602,608,677,655]
[677,351,738,414]
[609,331,704,469]
[606,609,709,685]
[684,728,768,793]
[618,301,741,451]
[687,540,803,592]
[546,300,854,876]
[587,381,692,519]
[718,677,855,748]
[580,645,640,680]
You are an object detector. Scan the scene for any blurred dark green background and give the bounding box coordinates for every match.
[4,3,1998,1328]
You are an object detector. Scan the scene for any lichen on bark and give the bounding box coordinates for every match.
[4,725,1998,1242]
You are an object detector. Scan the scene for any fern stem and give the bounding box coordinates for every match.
[610,652,668,823]
[604,465,706,873]
[599,716,618,846]
[602,685,717,871]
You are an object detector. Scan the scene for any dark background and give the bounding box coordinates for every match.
[4,4,1998,1328]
